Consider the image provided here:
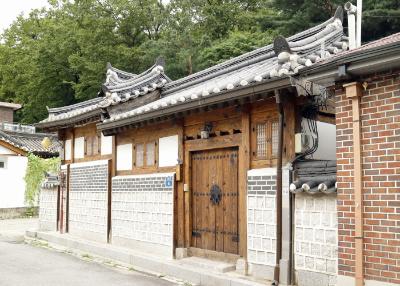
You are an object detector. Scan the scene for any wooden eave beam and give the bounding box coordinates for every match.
[0,140,27,156]
[98,77,292,135]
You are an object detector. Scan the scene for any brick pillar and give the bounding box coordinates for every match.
[336,70,400,285]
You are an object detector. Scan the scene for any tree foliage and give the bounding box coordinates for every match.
[0,0,398,123]
[24,153,61,207]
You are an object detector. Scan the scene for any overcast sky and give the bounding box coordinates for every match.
[0,0,50,33]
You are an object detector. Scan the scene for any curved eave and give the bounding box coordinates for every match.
[36,109,101,130]
[47,97,103,115]
[98,77,292,135]
[298,39,400,84]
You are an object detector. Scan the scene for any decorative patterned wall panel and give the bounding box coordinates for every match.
[39,188,58,231]
[68,161,108,241]
[111,173,174,253]
[295,193,338,286]
[247,169,277,267]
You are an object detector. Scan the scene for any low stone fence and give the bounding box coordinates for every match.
[111,173,175,258]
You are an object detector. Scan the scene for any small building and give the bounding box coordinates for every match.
[0,102,60,218]
[36,3,400,286]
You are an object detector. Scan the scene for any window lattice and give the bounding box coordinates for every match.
[256,123,267,158]
[271,121,279,158]
[136,143,144,167]
[146,142,155,166]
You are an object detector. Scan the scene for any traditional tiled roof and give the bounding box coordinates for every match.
[98,59,171,108]
[37,97,103,128]
[101,7,347,125]
[41,173,60,189]
[290,160,337,195]
[0,128,61,157]
[300,32,400,72]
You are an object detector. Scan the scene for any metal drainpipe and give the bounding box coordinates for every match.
[273,90,284,285]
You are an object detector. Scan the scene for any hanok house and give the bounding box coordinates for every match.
[36,4,399,286]
[0,102,60,218]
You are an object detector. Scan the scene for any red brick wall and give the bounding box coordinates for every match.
[336,69,400,284]
[0,107,14,123]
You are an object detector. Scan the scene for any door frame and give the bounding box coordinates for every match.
[183,110,250,258]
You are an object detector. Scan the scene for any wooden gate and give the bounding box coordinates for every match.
[191,148,239,254]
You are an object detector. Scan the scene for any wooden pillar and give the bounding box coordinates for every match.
[107,159,112,243]
[184,148,191,247]
[65,164,70,233]
[344,82,364,286]
[239,106,250,258]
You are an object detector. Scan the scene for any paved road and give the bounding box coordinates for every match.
[0,218,38,242]
[0,240,176,286]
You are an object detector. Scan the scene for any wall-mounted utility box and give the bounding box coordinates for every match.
[295,133,312,153]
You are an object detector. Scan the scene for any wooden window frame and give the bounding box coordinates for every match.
[251,116,279,164]
[84,133,102,158]
[133,140,158,170]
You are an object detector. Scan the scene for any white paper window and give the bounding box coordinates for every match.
[101,134,113,155]
[158,135,179,167]
[146,142,155,166]
[117,144,132,170]
[64,139,72,160]
[74,137,84,159]
[271,121,279,158]
[135,143,144,167]
[256,123,267,158]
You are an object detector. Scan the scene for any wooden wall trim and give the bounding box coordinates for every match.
[185,134,242,152]
[0,140,27,156]
[107,159,112,243]
[239,107,250,259]
[66,164,70,233]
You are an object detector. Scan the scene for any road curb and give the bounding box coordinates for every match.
[26,231,268,286]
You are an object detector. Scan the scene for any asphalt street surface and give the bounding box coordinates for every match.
[0,239,176,286]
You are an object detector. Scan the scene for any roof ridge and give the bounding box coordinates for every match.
[47,97,103,114]
[162,15,337,94]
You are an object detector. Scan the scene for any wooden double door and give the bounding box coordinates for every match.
[191,148,239,254]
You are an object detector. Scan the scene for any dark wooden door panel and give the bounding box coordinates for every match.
[191,148,239,254]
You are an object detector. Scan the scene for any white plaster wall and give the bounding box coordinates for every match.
[74,137,84,159]
[116,143,132,171]
[302,119,336,160]
[112,173,174,257]
[65,139,72,160]
[101,134,113,155]
[0,155,28,208]
[0,145,16,155]
[158,135,179,167]
[295,193,338,286]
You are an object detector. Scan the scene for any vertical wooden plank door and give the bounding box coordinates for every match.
[191,148,239,254]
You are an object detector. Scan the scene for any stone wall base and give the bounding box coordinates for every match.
[68,228,107,243]
[296,270,336,286]
[247,262,274,281]
[0,207,38,219]
[112,236,172,258]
